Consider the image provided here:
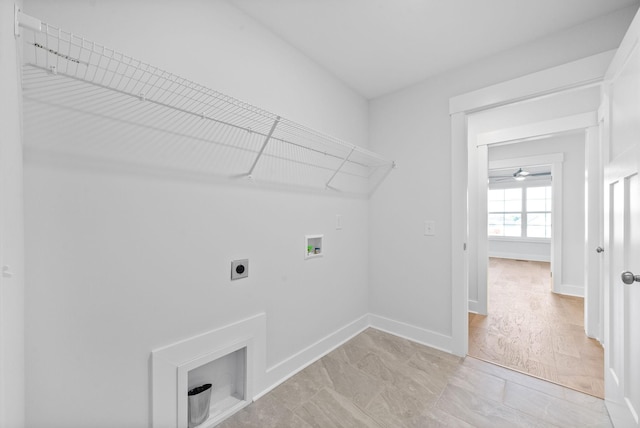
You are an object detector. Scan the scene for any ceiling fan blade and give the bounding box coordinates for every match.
[490,168,551,181]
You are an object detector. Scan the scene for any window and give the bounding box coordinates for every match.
[488,188,522,237]
[488,185,551,238]
[526,186,552,238]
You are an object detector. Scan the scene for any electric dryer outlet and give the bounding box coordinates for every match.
[231,259,249,280]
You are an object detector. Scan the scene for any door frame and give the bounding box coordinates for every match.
[449,50,615,356]
[471,112,599,316]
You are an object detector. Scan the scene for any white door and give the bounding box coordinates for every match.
[603,10,640,427]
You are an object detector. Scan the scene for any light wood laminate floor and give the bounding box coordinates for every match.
[219,328,611,427]
[468,257,605,398]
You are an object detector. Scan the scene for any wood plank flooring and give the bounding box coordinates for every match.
[468,257,605,398]
[218,328,611,427]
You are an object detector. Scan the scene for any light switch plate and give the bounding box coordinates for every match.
[424,221,435,236]
[231,259,248,280]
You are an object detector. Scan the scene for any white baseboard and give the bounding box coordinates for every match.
[254,313,455,401]
[368,314,453,354]
[256,314,369,400]
[554,283,584,297]
[489,252,550,262]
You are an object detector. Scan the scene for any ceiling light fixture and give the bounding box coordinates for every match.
[490,167,551,183]
[513,168,529,180]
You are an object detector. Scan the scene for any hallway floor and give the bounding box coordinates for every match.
[219,328,611,427]
[468,257,604,398]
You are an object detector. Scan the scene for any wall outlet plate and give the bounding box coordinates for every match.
[231,259,248,280]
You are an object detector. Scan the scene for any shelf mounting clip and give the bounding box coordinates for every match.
[15,5,41,37]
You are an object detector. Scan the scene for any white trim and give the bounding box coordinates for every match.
[478,112,597,146]
[468,300,480,314]
[259,314,369,399]
[584,125,603,341]
[451,51,610,357]
[470,143,488,315]
[256,313,457,399]
[151,313,267,428]
[550,162,563,294]
[150,313,461,426]
[488,252,551,263]
[488,153,564,169]
[489,236,551,244]
[451,112,469,357]
[605,10,640,82]
[176,339,252,428]
[450,50,615,114]
[368,314,454,354]
[554,283,585,298]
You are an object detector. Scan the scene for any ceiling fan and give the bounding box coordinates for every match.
[490,167,551,182]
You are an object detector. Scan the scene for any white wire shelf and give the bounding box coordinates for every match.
[19,17,395,196]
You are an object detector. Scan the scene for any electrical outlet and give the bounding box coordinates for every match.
[231,259,248,280]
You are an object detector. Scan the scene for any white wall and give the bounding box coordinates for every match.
[488,133,586,289]
[369,6,635,343]
[23,1,369,427]
[1,1,25,426]
[19,2,638,426]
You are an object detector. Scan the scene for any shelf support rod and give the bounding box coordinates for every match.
[247,116,280,178]
[325,146,356,189]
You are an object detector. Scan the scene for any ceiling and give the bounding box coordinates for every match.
[228,0,638,99]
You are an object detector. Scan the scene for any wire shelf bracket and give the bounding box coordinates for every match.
[325,146,356,190]
[247,116,281,179]
[17,12,396,196]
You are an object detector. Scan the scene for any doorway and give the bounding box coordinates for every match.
[449,52,612,358]
[469,257,605,397]
[449,57,608,391]
[467,132,605,397]
[450,40,639,423]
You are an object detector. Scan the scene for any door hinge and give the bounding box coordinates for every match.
[2,265,14,278]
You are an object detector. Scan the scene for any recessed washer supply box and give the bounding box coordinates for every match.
[305,235,323,259]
